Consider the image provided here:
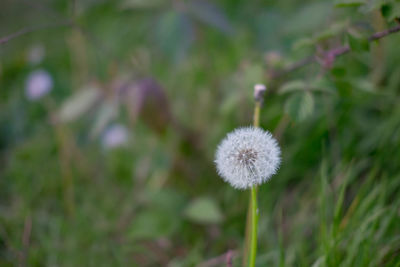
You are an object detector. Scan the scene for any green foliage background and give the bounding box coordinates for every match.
[1,0,400,266]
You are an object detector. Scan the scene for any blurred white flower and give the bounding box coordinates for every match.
[102,124,129,149]
[254,84,266,100]
[215,127,281,189]
[25,69,53,100]
[27,44,45,65]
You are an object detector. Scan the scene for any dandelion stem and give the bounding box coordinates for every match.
[249,101,261,267]
[249,185,258,267]
[253,102,261,128]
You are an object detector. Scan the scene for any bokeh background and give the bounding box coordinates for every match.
[1,0,400,266]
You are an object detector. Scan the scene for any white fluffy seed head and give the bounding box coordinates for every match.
[215,127,281,189]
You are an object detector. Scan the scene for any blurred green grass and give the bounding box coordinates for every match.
[1,0,400,266]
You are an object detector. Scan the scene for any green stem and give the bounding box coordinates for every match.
[253,102,261,128]
[249,185,258,267]
[244,100,261,267]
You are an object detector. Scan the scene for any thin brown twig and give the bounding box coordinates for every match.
[0,20,72,45]
[270,24,400,79]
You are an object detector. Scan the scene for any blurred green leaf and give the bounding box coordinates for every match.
[381,4,392,18]
[330,66,347,77]
[311,256,326,267]
[380,2,400,21]
[293,37,314,50]
[284,2,332,34]
[121,0,166,9]
[279,80,307,94]
[334,0,366,7]
[362,0,396,13]
[128,210,178,239]
[285,91,315,122]
[188,0,233,34]
[347,32,370,52]
[293,21,348,50]
[313,20,348,41]
[310,77,337,94]
[351,78,377,93]
[90,101,118,138]
[156,10,194,61]
[184,197,223,224]
[58,86,101,122]
[128,190,185,240]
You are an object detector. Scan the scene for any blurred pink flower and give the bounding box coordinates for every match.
[25,69,53,100]
[102,124,129,149]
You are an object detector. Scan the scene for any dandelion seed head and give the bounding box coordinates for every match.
[215,127,281,189]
